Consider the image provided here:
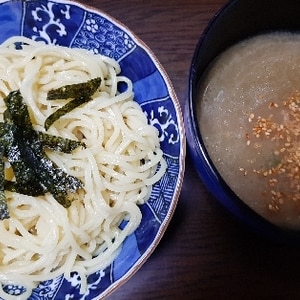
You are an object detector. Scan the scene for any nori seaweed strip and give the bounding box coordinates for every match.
[15,133,82,207]
[4,90,32,128]
[0,90,86,219]
[5,140,46,196]
[3,108,47,196]
[4,90,83,208]
[4,180,46,196]
[44,77,101,130]
[4,91,85,152]
[0,114,45,202]
[37,131,86,153]
[44,96,92,130]
[4,93,46,193]
[47,77,101,100]
[0,144,9,220]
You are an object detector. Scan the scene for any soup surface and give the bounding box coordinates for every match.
[198,32,300,229]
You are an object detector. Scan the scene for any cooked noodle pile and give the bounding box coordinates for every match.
[0,36,166,299]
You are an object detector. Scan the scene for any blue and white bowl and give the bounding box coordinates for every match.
[0,0,185,298]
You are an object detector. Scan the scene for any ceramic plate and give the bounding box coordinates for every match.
[0,0,185,299]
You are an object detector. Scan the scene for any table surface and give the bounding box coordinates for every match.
[83,1,300,299]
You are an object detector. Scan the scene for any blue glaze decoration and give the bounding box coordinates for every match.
[0,0,184,298]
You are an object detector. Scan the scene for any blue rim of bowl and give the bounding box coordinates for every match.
[186,0,300,245]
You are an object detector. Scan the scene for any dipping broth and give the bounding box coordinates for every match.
[197,32,300,230]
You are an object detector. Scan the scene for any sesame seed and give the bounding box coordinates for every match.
[241,90,300,211]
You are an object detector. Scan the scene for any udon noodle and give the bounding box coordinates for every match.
[0,36,166,298]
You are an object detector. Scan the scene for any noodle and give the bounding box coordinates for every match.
[0,36,166,298]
